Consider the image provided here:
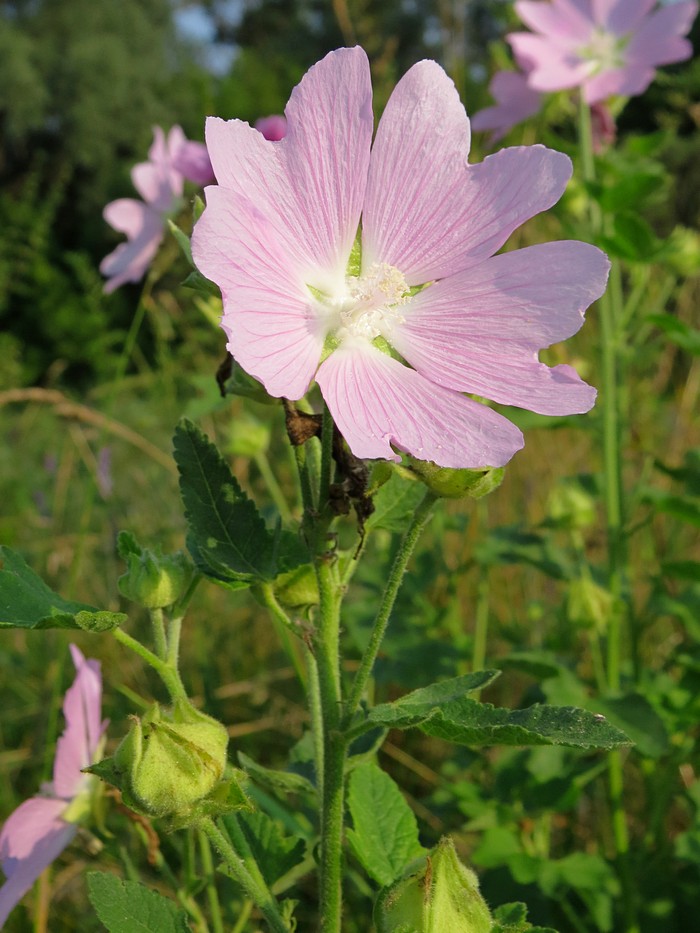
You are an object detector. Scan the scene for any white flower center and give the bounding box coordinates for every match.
[328,262,410,341]
[580,28,626,73]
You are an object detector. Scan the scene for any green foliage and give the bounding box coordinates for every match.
[0,546,125,630]
[347,761,426,887]
[174,419,308,587]
[235,810,306,887]
[87,873,191,933]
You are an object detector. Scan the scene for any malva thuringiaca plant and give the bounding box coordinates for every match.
[3,24,698,929]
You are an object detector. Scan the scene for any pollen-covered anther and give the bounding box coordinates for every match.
[334,262,410,340]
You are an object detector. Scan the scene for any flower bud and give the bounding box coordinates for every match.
[404,460,504,500]
[117,532,194,609]
[548,480,596,529]
[272,564,319,611]
[113,701,229,820]
[375,837,492,933]
[567,576,614,633]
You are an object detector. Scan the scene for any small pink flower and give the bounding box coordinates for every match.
[471,69,542,143]
[192,48,609,468]
[101,126,214,293]
[255,115,288,141]
[509,0,698,105]
[0,646,106,926]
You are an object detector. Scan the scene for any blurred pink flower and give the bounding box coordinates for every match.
[509,0,698,105]
[471,69,542,143]
[192,47,609,468]
[0,646,105,926]
[100,125,214,293]
[255,115,288,141]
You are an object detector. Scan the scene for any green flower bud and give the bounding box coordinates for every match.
[567,576,614,633]
[117,531,194,609]
[225,412,272,458]
[548,480,596,529]
[375,837,492,933]
[272,564,319,611]
[113,701,229,820]
[403,460,504,500]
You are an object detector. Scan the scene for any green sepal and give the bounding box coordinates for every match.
[402,460,505,499]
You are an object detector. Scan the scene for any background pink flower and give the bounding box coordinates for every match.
[471,68,543,143]
[100,125,213,293]
[0,646,105,927]
[255,115,288,141]
[193,47,609,469]
[509,0,698,105]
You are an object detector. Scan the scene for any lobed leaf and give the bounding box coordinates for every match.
[0,547,126,631]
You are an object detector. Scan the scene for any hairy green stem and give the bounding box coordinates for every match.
[112,626,188,703]
[150,607,167,660]
[257,582,307,689]
[198,830,224,933]
[579,96,637,933]
[344,489,438,723]
[200,817,288,933]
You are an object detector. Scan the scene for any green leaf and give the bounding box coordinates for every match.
[590,693,669,759]
[648,313,700,356]
[181,269,221,297]
[238,751,316,800]
[492,901,559,933]
[417,698,632,749]
[367,672,502,730]
[0,547,126,631]
[598,212,661,262]
[167,218,194,267]
[87,873,191,933]
[366,471,426,532]
[234,810,306,886]
[346,761,426,887]
[174,420,306,585]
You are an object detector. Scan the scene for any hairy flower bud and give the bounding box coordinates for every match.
[113,701,229,820]
[375,837,492,933]
[117,531,194,609]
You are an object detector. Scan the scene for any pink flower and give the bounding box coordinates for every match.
[471,69,543,143]
[509,0,698,105]
[0,646,105,926]
[101,125,214,293]
[192,47,609,468]
[255,115,288,141]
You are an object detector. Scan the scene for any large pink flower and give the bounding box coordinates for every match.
[509,0,698,105]
[193,47,609,468]
[0,646,105,926]
[100,125,215,293]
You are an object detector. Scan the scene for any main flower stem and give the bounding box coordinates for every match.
[312,405,346,933]
[578,97,637,933]
[344,489,438,724]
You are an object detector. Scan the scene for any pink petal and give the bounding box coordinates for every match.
[583,64,655,103]
[131,160,163,204]
[53,646,103,799]
[365,62,571,282]
[470,71,542,143]
[255,115,287,141]
[386,242,607,415]
[592,0,655,33]
[100,210,163,294]
[147,125,168,165]
[515,0,593,44]
[316,341,524,468]
[203,47,372,292]
[172,140,215,185]
[102,198,149,238]
[0,798,75,928]
[192,187,326,399]
[626,2,697,67]
[508,33,593,91]
[361,60,472,282]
